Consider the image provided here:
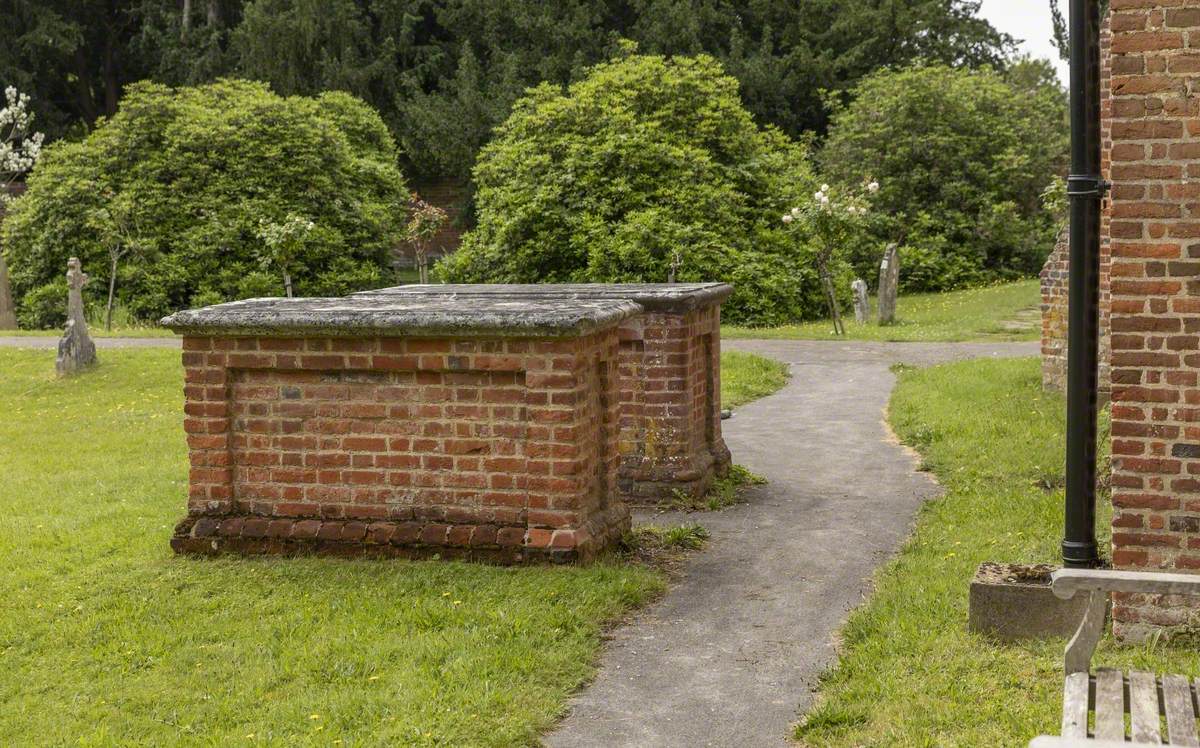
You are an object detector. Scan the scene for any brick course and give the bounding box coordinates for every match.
[1106,0,1200,637]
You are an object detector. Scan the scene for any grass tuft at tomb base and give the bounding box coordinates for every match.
[0,348,664,746]
[794,357,1200,747]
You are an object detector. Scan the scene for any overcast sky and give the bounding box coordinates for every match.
[979,0,1069,83]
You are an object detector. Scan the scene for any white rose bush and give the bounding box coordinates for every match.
[782,178,879,335]
[0,86,43,202]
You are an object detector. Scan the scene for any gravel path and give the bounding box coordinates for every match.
[545,339,1038,747]
[0,336,180,349]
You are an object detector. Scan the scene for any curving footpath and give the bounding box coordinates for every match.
[545,339,1038,747]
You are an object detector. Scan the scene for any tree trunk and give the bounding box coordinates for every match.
[283,269,293,298]
[817,255,844,336]
[106,254,119,331]
[0,251,17,329]
[206,0,220,26]
[182,0,193,36]
[417,251,428,284]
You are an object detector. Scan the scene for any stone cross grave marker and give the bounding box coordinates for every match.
[56,257,97,376]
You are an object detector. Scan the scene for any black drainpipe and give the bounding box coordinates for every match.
[1063,0,1106,568]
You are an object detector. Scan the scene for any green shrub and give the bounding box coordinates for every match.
[2,79,408,327]
[821,63,1068,292]
[438,51,834,326]
[17,282,67,330]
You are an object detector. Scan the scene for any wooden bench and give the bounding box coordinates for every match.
[1028,568,1200,746]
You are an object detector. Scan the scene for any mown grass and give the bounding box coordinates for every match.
[0,348,665,746]
[724,279,1040,342]
[720,349,790,408]
[794,357,1200,747]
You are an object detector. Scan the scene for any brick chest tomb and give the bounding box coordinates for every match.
[354,284,734,502]
[161,294,641,563]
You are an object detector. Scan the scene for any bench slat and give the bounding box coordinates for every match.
[1094,669,1125,741]
[1163,674,1199,746]
[1130,670,1163,744]
[1063,671,1090,739]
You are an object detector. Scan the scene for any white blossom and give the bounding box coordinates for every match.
[867,181,880,194]
[782,213,794,224]
[1,85,42,191]
[814,191,825,202]
[821,184,830,193]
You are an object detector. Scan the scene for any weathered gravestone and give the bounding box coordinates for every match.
[851,278,870,323]
[56,257,97,376]
[877,243,900,325]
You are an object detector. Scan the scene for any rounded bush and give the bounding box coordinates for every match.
[3,79,408,326]
[821,63,1067,292]
[437,52,831,326]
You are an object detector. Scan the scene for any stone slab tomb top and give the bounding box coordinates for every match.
[160,295,642,338]
[354,283,734,313]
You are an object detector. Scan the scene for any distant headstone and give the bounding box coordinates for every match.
[851,278,870,323]
[56,257,97,376]
[877,243,900,325]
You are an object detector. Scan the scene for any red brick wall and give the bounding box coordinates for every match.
[1107,0,1200,637]
[616,305,731,501]
[1041,18,1113,394]
[171,331,629,563]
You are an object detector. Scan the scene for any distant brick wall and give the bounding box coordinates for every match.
[171,332,629,563]
[1041,18,1113,395]
[616,305,730,501]
[397,179,469,268]
[1105,0,1200,638]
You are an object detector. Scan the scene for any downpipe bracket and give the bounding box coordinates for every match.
[1066,174,1111,199]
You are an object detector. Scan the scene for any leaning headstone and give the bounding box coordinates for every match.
[851,278,870,323]
[877,243,900,325]
[56,257,97,376]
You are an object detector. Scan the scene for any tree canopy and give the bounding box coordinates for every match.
[2,79,407,327]
[437,51,836,326]
[1,0,1014,182]
[820,62,1068,291]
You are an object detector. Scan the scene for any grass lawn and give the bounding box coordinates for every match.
[794,357,1200,747]
[0,346,784,745]
[723,279,1040,343]
[719,349,790,409]
[0,348,664,746]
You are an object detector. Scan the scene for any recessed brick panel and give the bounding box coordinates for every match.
[171,333,629,563]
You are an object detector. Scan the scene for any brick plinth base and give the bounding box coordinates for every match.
[171,331,630,564]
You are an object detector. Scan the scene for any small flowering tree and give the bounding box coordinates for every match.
[255,213,315,297]
[782,179,879,335]
[86,189,147,330]
[1,86,44,329]
[403,193,447,284]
